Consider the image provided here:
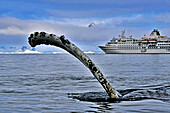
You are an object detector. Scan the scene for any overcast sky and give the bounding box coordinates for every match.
[0,0,170,52]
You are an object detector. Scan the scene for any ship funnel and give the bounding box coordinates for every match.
[150,29,160,36]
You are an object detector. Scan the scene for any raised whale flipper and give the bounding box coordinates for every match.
[28,32,122,98]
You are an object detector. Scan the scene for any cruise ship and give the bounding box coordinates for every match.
[99,29,170,54]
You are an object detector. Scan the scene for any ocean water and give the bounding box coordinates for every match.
[0,54,170,113]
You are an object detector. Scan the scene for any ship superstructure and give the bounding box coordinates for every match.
[99,29,170,54]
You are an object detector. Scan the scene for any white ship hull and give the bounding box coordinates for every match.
[99,46,170,54]
[99,29,170,54]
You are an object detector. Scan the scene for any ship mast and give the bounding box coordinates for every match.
[120,30,126,39]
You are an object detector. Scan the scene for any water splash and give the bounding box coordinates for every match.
[68,86,170,103]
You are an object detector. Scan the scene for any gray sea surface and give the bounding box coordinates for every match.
[0,54,170,113]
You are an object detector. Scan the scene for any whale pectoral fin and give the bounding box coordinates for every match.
[28,32,122,98]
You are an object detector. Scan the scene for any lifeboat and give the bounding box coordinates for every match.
[121,40,126,42]
[141,39,149,41]
[149,38,157,41]
[160,36,165,38]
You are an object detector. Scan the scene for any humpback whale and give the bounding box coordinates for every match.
[28,32,122,99]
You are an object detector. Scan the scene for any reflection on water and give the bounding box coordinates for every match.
[0,54,170,112]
